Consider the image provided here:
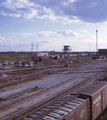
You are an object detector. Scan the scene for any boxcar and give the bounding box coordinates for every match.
[72,81,107,120]
[42,97,89,120]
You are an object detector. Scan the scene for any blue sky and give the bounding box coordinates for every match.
[0,0,107,52]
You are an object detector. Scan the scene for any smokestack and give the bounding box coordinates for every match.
[96,30,98,53]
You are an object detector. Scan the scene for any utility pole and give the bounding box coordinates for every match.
[96,30,98,54]
[37,42,38,52]
[31,43,33,52]
[31,43,33,61]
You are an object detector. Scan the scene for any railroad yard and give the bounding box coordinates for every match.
[1,0,107,119]
[0,57,107,120]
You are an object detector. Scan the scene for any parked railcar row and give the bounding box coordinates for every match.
[24,81,107,120]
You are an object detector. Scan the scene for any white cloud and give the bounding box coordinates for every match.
[9,37,19,42]
[22,30,95,46]
[36,14,60,22]
[0,0,95,23]
[1,0,107,23]
[0,10,21,18]
[43,7,53,15]
[1,0,34,10]
[0,36,6,43]
[22,31,55,37]
[21,29,97,51]
[9,13,21,18]
[0,36,18,45]
[80,30,89,33]
[79,34,95,44]
[37,31,55,37]
[36,15,49,19]
[22,33,36,37]
[22,30,95,48]
[62,17,81,24]
[37,39,52,44]
[0,29,98,51]
[58,29,79,37]
[0,10,7,16]
[23,8,38,19]
[0,0,37,19]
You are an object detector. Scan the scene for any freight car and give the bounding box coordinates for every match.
[40,81,107,120]
[72,81,107,120]
[41,96,89,120]
[25,81,107,120]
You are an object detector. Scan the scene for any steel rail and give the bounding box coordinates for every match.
[1,62,107,89]
[6,79,91,120]
[0,71,86,112]
[0,68,67,89]
[5,69,106,120]
[1,63,107,119]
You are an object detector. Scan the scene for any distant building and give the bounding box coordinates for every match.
[98,49,107,55]
[36,52,49,57]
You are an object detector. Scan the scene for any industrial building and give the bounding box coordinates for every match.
[98,49,107,55]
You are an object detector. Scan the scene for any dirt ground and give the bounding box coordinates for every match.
[1,59,107,119]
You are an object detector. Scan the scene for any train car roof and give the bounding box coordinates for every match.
[72,81,107,96]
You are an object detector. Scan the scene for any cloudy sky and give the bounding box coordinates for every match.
[0,0,107,52]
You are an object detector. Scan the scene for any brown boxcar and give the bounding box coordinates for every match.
[58,97,89,120]
[72,81,107,120]
[74,98,89,120]
[102,84,107,111]
[42,97,89,120]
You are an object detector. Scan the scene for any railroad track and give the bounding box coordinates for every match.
[0,67,106,120]
[1,62,107,119]
[4,80,91,120]
[0,68,67,89]
[1,62,107,89]
[5,69,106,120]
[0,70,87,112]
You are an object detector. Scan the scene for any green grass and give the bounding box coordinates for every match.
[71,57,80,63]
[0,53,30,62]
[23,70,28,73]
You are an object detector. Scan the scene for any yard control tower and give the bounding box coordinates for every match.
[63,45,71,52]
